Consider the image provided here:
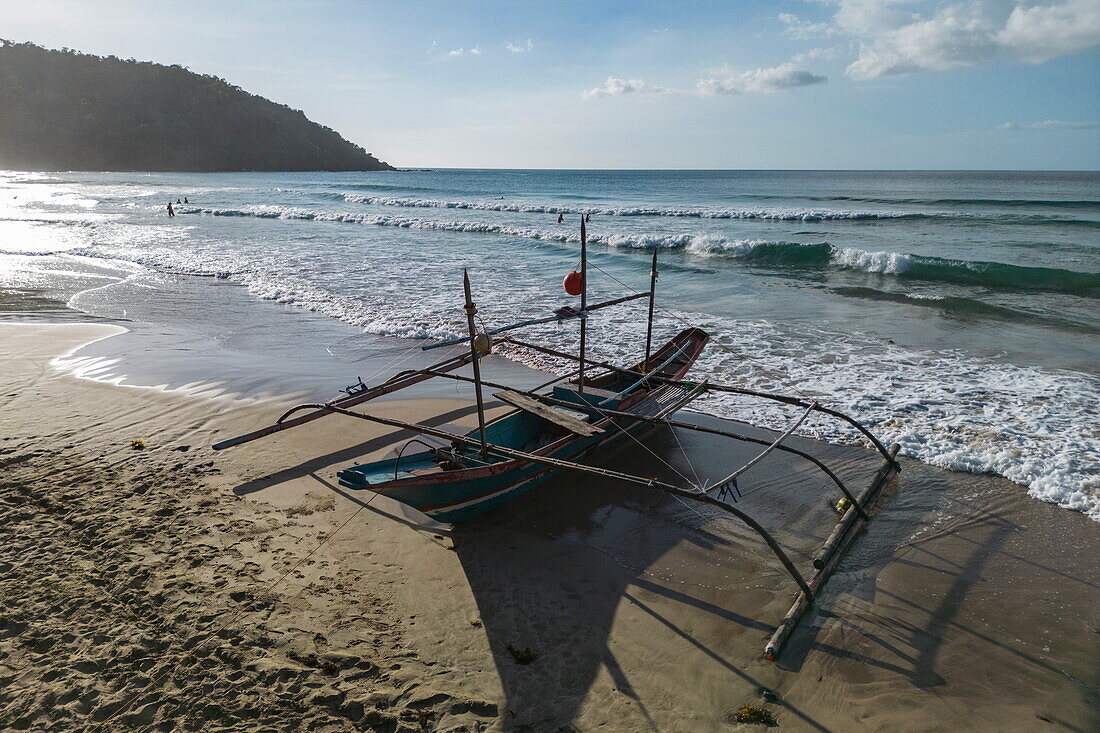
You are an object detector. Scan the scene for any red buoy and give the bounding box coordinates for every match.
[563,270,583,296]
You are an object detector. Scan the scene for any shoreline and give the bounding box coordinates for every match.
[27,298,1100,523]
[1,320,1096,731]
[3,164,1098,521]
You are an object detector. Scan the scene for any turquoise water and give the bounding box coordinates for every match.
[1,168,1098,518]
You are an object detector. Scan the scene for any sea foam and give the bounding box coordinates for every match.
[180,206,1100,297]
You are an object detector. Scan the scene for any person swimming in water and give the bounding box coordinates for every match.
[167,202,175,217]
[557,213,564,224]
[585,212,591,222]
[184,197,189,204]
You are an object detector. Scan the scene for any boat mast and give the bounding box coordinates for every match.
[644,249,658,371]
[578,217,588,394]
[462,269,489,459]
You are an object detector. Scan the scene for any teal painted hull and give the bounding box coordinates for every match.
[337,328,708,523]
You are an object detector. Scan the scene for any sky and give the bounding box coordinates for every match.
[2,0,1099,169]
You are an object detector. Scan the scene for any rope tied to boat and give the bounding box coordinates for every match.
[586,259,817,402]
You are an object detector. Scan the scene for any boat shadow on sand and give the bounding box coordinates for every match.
[443,426,1099,732]
[235,410,1098,730]
[439,421,875,731]
[330,414,889,731]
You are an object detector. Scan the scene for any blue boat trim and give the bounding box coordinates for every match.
[336,328,710,523]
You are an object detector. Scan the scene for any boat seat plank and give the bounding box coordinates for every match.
[554,385,618,399]
[492,390,606,436]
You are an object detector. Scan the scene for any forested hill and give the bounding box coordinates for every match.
[0,41,394,172]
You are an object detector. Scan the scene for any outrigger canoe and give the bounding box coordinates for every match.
[212,217,901,660]
[336,328,709,522]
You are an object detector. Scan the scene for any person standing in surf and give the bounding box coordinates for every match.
[167,202,175,217]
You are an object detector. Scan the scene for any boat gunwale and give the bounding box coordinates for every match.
[342,328,709,492]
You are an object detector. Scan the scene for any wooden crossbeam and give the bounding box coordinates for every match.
[492,390,605,436]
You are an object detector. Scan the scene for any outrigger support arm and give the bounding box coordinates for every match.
[408,367,868,521]
[306,402,814,599]
[578,216,588,394]
[462,269,490,459]
[644,248,658,371]
[502,336,900,470]
[211,350,476,451]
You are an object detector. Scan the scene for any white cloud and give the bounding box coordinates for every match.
[778,12,837,39]
[1000,119,1100,130]
[446,45,480,57]
[998,0,1100,62]
[835,0,1100,80]
[581,77,670,100]
[506,39,534,53]
[791,46,840,64]
[696,62,827,95]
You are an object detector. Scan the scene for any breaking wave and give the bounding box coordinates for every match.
[339,193,1100,227]
[698,239,1100,297]
[342,194,937,220]
[180,206,1100,298]
[742,194,1100,209]
[830,286,1100,333]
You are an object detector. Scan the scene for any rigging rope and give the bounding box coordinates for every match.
[570,384,702,490]
[701,402,816,492]
[586,260,816,402]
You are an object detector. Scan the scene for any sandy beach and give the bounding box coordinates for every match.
[0,321,1096,731]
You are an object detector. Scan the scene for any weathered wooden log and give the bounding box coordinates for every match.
[812,442,903,570]
[763,443,900,661]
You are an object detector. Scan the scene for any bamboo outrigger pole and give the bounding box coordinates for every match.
[644,249,658,371]
[764,443,900,661]
[211,350,475,451]
[578,216,588,394]
[409,366,868,517]
[502,336,900,469]
[463,269,489,459]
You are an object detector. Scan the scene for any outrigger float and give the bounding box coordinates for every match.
[213,218,901,660]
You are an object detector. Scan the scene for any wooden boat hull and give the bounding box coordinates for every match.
[338,329,709,522]
[356,426,630,522]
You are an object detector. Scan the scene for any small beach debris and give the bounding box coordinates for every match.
[757,687,778,703]
[732,703,777,726]
[506,644,538,665]
[469,619,482,627]
[834,497,851,513]
[130,439,145,450]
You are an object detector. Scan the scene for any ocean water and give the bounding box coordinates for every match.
[1,169,1098,519]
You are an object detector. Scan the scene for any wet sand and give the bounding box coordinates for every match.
[1,322,1096,731]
